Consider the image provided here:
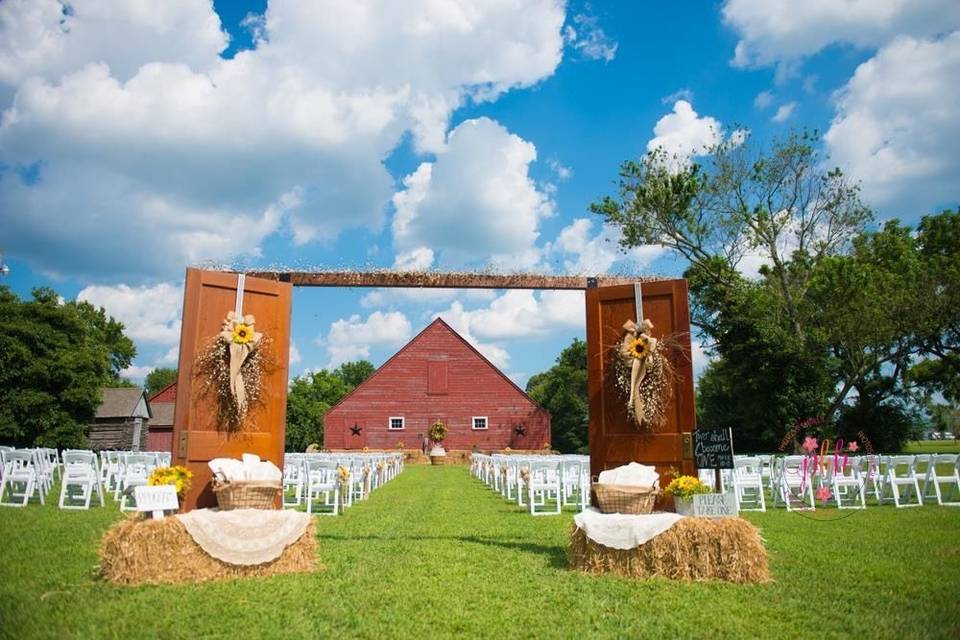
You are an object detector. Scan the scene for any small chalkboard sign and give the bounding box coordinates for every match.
[694,428,735,469]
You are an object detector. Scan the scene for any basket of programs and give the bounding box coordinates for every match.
[209,454,282,510]
[592,462,661,515]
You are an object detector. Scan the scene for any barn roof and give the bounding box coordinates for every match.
[149,402,175,427]
[326,317,544,414]
[148,380,178,403]
[96,388,152,419]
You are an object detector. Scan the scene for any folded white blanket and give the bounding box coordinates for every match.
[209,454,282,482]
[597,462,660,488]
[574,507,683,549]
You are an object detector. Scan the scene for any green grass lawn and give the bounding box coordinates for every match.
[904,440,960,454]
[1,466,959,640]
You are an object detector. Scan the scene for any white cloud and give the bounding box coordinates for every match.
[662,88,694,105]
[563,11,618,62]
[393,247,435,271]
[120,364,153,382]
[547,158,573,181]
[77,282,183,346]
[289,342,302,366]
[434,289,583,341]
[324,310,412,368]
[548,218,665,274]
[723,0,960,68]
[392,117,554,269]
[824,31,960,213]
[753,90,774,109]
[646,100,722,169]
[0,0,567,281]
[771,102,796,123]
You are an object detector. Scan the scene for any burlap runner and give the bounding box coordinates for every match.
[176,508,311,566]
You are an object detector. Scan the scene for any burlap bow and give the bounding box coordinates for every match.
[620,319,657,427]
[219,311,262,416]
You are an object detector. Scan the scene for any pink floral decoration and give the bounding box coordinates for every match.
[848,441,859,453]
[802,436,818,453]
[815,485,832,503]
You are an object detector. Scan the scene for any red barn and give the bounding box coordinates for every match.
[147,381,177,453]
[323,318,550,451]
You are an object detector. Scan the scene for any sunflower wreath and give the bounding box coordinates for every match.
[611,318,679,430]
[195,311,273,432]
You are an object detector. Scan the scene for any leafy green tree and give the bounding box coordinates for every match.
[284,360,375,451]
[0,286,136,448]
[593,131,957,450]
[527,339,589,454]
[144,367,178,397]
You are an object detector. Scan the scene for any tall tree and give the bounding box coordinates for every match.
[593,131,956,449]
[0,286,136,448]
[527,339,589,454]
[144,367,178,397]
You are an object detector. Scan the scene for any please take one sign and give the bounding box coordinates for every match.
[134,485,179,519]
[692,492,739,518]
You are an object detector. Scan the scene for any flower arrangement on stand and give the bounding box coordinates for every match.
[147,465,193,510]
[428,420,448,465]
[664,475,711,515]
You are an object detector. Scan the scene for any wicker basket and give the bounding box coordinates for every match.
[212,477,281,510]
[593,483,658,515]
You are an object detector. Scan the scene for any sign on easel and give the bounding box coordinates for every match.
[693,492,739,518]
[134,485,179,519]
[694,428,735,469]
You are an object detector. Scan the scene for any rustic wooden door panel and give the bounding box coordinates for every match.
[172,268,292,510]
[586,280,697,490]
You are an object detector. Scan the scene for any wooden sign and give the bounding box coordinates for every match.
[134,485,179,519]
[693,492,739,518]
[694,428,735,469]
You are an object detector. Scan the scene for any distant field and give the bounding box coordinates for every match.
[903,440,960,454]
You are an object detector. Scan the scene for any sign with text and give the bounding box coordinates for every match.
[134,485,179,519]
[694,428,735,469]
[693,492,739,518]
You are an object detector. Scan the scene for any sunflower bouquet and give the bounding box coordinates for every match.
[147,465,193,498]
[195,310,272,432]
[612,318,676,430]
[663,475,711,503]
[428,420,448,443]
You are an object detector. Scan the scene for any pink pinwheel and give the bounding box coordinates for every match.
[848,441,859,453]
[815,485,832,503]
[802,436,818,453]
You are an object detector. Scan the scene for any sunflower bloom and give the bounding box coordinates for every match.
[627,335,652,359]
[232,323,253,344]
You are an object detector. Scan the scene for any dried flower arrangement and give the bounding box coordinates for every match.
[195,311,273,432]
[611,318,679,430]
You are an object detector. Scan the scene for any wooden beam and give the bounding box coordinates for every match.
[240,270,662,290]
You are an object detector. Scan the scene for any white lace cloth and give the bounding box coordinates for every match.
[574,507,683,550]
[176,508,311,566]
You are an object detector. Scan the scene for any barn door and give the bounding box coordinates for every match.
[585,280,697,490]
[172,268,292,510]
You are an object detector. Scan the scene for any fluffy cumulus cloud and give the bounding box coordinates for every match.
[723,0,960,68]
[392,117,554,269]
[824,32,960,213]
[0,0,567,280]
[548,218,665,274]
[646,100,722,168]
[77,282,183,346]
[323,310,412,368]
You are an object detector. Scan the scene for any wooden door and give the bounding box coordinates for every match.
[172,268,292,510]
[348,419,367,449]
[585,280,697,490]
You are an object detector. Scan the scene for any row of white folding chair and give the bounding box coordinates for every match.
[472,454,589,516]
[285,453,405,516]
[0,448,49,507]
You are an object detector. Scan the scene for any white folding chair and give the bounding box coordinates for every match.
[923,454,960,506]
[830,455,866,509]
[0,450,45,506]
[776,455,815,511]
[282,454,306,509]
[118,453,156,511]
[733,456,766,511]
[886,455,923,508]
[305,459,339,516]
[59,450,105,509]
[527,459,562,516]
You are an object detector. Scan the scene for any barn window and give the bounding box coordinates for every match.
[389,417,405,430]
[472,416,488,430]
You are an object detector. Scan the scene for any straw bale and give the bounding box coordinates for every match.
[100,515,317,585]
[569,516,769,583]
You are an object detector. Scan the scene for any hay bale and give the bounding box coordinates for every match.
[100,515,318,585]
[569,517,769,583]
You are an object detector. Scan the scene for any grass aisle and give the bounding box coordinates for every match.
[1,465,959,639]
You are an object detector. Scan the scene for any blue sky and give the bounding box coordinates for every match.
[1,0,958,387]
